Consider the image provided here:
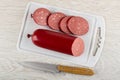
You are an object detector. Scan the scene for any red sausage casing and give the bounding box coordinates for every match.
[29,29,84,56]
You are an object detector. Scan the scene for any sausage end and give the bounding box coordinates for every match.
[72,38,84,56]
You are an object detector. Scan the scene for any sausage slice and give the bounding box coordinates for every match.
[32,8,51,26]
[60,16,72,34]
[48,12,66,30]
[68,16,89,35]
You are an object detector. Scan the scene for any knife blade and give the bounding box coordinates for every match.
[19,61,94,76]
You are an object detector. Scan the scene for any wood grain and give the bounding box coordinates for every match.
[0,0,120,80]
[57,65,94,75]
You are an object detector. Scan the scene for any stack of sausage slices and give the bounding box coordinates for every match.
[31,8,89,36]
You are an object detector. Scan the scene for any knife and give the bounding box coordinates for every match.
[19,61,94,76]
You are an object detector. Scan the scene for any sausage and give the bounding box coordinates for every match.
[27,29,84,56]
[59,16,72,34]
[68,16,89,35]
[48,12,66,30]
[32,8,51,26]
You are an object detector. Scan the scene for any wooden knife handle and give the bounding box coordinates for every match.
[57,65,94,76]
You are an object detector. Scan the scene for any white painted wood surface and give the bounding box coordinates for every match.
[0,0,120,80]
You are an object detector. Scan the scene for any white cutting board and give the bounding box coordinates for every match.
[17,2,105,67]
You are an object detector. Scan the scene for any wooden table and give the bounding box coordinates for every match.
[0,0,120,80]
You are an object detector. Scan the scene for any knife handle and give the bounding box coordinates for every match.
[57,65,94,76]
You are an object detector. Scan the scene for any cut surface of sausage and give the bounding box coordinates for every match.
[60,16,72,34]
[68,16,89,35]
[32,8,51,26]
[72,38,84,56]
[48,12,66,30]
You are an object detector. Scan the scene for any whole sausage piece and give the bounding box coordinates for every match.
[27,29,84,56]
